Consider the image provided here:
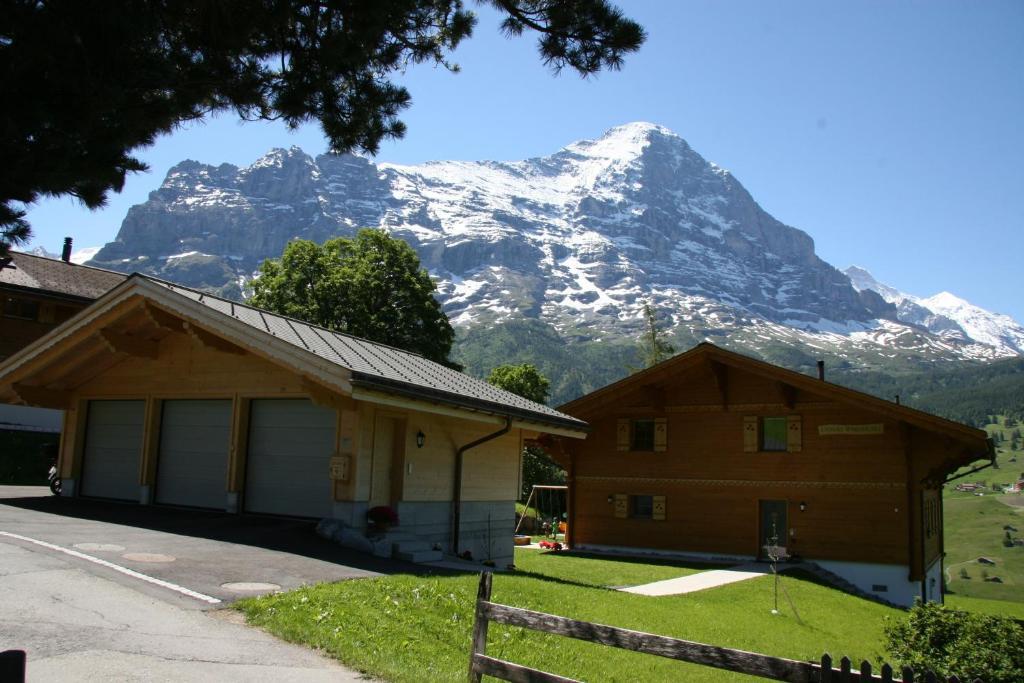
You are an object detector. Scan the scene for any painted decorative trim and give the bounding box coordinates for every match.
[818,423,885,435]
[576,476,903,489]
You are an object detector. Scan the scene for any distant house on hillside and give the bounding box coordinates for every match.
[549,343,992,607]
[0,274,586,565]
[1,246,126,431]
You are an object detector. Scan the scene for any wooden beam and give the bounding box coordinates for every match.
[142,302,184,332]
[707,359,728,408]
[11,383,69,409]
[97,329,159,359]
[302,377,356,412]
[54,349,125,391]
[777,381,797,409]
[183,321,245,355]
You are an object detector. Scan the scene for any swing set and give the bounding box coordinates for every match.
[514,484,568,540]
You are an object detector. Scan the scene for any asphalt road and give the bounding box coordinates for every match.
[0,486,399,681]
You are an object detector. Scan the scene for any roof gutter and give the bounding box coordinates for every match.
[451,417,512,556]
[350,374,588,434]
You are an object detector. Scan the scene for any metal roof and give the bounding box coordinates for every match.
[1,251,127,301]
[142,276,587,432]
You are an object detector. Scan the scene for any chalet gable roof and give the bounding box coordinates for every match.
[559,342,987,447]
[0,251,126,301]
[0,274,587,435]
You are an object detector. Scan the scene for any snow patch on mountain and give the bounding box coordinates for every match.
[85,122,1021,368]
[843,266,1024,356]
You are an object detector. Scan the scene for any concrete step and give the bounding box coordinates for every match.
[395,549,444,563]
[393,540,433,553]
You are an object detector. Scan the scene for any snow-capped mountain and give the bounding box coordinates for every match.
[29,244,103,265]
[86,122,1021,377]
[844,266,1024,356]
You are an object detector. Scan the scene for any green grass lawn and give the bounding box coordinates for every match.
[236,549,900,682]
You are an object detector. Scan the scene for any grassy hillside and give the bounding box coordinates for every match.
[942,416,1024,605]
[832,357,1024,427]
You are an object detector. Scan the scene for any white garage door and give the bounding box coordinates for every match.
[80,400,145,501]
[155,400,232,509]
[245,399,335,518]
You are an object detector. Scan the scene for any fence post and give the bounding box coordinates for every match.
[820,654,833,683]
[902,665,914,682]
[840,656,852,683]
[861,661,873,681]
[880,663,893,683]
[468,571,493,683]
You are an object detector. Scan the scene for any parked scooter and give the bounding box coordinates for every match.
[47,461,61,495]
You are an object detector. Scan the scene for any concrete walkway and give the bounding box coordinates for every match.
[620,563,770,596]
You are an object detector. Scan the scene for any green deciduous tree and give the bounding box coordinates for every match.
[486,363,565,499]
[884,601,1024,682]
[636,302,676,369]
[486,363,550,404]
[249,229,456,366]
[0,0,644,256]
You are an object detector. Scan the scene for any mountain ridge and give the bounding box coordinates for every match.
[84,122,1021,388]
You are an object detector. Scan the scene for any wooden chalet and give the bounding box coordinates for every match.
[552,343,992,606]
[0,274,587,566]
[1,247,126,431]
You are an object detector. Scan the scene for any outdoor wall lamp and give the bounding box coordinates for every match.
[799,501,807,512]
[416,430,426,448]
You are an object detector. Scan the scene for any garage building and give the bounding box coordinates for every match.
[0,275,587,566]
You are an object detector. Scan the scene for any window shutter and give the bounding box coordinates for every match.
[787,415,802,452]
[743,416,758,452]
[654,418,668,452]
[616,419,630,451]
[613,494,628,518]
[652,495,666,521]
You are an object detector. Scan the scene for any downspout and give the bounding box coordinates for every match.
[451,417,512,555]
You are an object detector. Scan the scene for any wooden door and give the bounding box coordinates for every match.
[370,416,402,507]
[758,500,788,560]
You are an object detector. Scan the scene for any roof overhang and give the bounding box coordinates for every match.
[559,343,990,460]
[0,275,586,438]
[350,377,587,438]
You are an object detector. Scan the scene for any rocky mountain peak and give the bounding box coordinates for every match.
[86,123,1022,371]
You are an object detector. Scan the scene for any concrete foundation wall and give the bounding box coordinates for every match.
[815,560,921,607]
[397,500,515,567]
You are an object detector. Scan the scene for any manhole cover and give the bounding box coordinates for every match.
[121,552,176,563]
[221,582,281,592]
[73,543,125,552]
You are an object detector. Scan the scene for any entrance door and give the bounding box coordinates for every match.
[369,416,402,508]
[155,400,231,509]
[758,500,788,560]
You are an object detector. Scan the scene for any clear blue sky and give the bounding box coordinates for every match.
[25,0,1024,321]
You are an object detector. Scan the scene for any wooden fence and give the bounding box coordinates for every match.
[467,572,981,683]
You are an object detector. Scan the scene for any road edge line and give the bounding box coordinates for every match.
[0,530,222,605]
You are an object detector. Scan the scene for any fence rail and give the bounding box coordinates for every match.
[467,572,982,683]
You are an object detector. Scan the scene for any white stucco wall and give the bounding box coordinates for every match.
[815,560,922,607]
